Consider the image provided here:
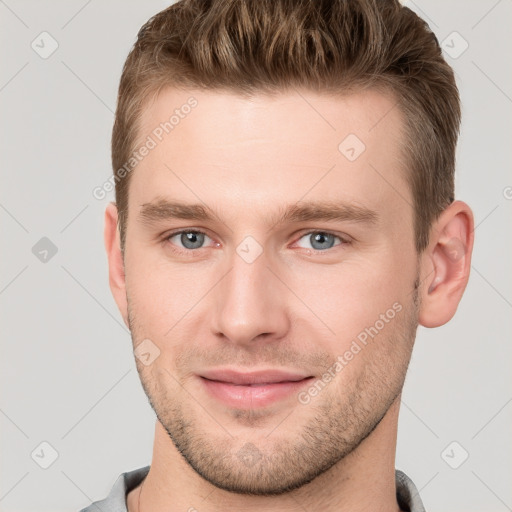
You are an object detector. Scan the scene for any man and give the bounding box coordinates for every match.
[81,0,474,511]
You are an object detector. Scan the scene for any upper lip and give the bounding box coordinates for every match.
[199,368,313,385]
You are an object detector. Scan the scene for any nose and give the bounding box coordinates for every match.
[211,245,291,347]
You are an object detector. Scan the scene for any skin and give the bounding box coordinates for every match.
[104,87,474,512]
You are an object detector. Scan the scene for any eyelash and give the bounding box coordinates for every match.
[162,229,350,256]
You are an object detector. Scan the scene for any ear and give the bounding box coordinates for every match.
[418,200,475,328]
[104,202,129,329]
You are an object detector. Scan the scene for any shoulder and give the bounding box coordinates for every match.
[78,465,150,512]
[395,469,427,512]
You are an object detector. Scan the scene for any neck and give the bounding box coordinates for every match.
[128,397,403,512]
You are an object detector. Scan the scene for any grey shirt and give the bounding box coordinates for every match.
[79,466,426,512]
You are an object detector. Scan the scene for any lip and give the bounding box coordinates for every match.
[199,368,312,385]
[198,368,314,408]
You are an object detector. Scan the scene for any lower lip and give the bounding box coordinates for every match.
[199,376,314,408]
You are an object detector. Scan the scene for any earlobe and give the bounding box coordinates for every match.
[418,201,475,328]
[104,202,129,329]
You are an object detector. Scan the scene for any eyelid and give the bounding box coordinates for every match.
[293,228,352,244]
[291,229,351,253]
[163,228,216,248]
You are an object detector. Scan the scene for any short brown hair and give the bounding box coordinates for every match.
[112,0,460,255]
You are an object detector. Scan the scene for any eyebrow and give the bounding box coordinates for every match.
[138,197,379,229]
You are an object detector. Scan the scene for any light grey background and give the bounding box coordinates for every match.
[1,1,511,511]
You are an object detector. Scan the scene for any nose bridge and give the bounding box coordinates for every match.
[212,243,289,344]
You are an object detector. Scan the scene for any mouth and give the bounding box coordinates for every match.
[199,368,313,385]
[197,369,315,408]
[201,378,306,387]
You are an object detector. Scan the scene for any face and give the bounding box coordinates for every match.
[120,87,421,494]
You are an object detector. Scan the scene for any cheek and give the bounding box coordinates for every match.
[126,254,221,340]
[287,253,413,340]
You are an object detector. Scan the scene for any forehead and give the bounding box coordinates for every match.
[131,86,410,222]
[137,86,403,150]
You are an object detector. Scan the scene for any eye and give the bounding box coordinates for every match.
[164,229,215,253]
[163,229,348,256]
[294,231,346,252]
